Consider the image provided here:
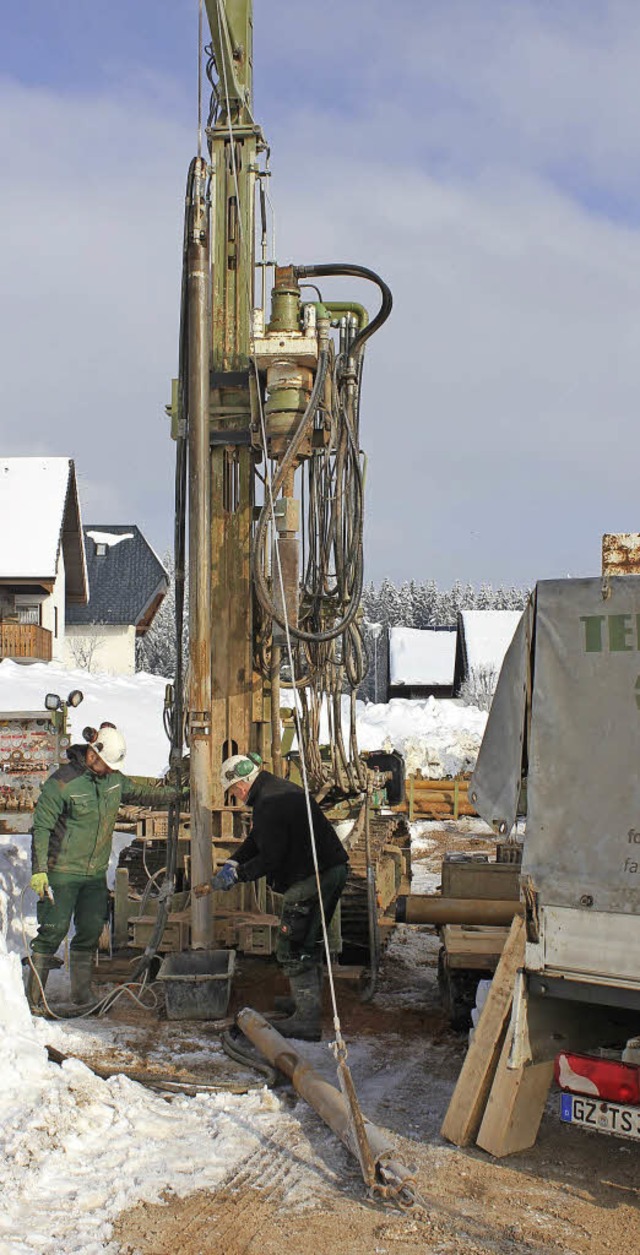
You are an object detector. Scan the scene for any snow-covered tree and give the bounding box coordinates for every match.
[136,552,189,678]
[67,634,106,674]
[459,664,499,712]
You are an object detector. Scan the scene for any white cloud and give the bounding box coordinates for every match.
[0,79,189,551]
[3,0,640,588]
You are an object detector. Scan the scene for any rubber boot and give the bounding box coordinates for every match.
[262,992,295,1024]
[277,967,322,1042]
[70,951,97,1009]
[26,953,52,1015]
[273,994,295,1014]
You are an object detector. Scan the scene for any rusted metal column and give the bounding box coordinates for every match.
[270,643,282,776]
[396,895,523,926]
[188,156,214,948]
[236,1008,418,1200]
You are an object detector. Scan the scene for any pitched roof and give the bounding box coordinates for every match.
[0,457,88,602]
[389,625,457,686]
[66,525,168,631]
[458,610,522,675]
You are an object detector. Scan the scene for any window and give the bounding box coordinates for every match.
[95,542,107,557]
[54,606,59,638]
[17,604,41,626]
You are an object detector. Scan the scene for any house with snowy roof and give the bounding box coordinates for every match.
[453,609,522,694]
[65,526,169,676]
[0,458,88,664]
[388,625,457,700]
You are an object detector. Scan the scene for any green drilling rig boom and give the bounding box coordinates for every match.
[171,0,399,952]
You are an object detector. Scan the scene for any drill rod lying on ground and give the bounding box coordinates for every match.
[236,1007,422,1207]
[396,895,523,926]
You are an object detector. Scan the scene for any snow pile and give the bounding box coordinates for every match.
[0,661,288,1253]
[356,695,487,777]
[0,659,171,778]
[0,842,283,1254]
[1,659,488,782]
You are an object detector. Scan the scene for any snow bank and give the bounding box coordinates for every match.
[1,660,488,782]
[356,695,487,777]
[0,660,287,1254]
[0,659,171,778]
[0,842,283,1254]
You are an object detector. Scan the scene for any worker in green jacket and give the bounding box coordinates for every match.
[28,722,180,1014]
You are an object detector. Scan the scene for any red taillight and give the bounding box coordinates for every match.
[555,1052,640,1105]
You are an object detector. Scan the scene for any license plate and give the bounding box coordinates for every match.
[560,1093,640,1140]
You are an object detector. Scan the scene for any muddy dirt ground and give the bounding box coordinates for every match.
[97,824,640,1254]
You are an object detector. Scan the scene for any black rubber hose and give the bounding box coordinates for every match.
[129,160,195,982]
[294,263,392,360]
[220,1026,279,1087]
[253,352,365,643]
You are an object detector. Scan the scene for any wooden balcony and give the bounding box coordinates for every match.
[0,623,52,662]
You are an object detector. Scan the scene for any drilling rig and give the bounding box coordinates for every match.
[149,0,408,967]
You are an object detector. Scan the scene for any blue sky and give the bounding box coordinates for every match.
[3,2,640,586]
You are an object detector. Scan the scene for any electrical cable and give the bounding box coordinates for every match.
[20,888,157,1021]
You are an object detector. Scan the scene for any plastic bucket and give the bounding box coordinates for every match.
[157,948,236,1020]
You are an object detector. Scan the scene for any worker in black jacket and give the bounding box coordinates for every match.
[214,753,349,1040]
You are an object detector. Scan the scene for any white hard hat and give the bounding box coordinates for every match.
[220,752,261,793]
[93,726,127,771]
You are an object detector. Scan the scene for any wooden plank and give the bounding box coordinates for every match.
[409,777,470,790]
[476,1024,554,1157]
[440,915,525,1147]
[443,924,509,957]
[113,868,130,949]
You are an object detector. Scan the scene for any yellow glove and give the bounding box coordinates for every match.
[30,873,50,900]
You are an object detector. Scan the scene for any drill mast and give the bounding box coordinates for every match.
[177,0,392,946]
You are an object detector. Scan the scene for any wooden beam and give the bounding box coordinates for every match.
[476,1024,554,1158]
[440,914,525,1147]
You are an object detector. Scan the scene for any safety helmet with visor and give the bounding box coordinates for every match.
[90,725,127,771]
[220,752,262,794]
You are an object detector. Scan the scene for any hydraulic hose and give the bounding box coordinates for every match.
[220,1026,279,1087]
[253,355,366,645]
[129,158,196,980]
[294,263,392,361]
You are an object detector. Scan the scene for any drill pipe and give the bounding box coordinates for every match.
[395,895,523,926]
[236,1007,417,1199]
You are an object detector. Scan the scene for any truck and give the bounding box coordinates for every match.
[468,533,640,1144]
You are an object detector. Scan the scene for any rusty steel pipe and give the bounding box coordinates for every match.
[187,157,214,949]
[236,1008,418,1200]
[395,895,523,927]
[270,643,283,777]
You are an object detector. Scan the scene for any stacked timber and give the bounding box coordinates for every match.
[395,775,478,820]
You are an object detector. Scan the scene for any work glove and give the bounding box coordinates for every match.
[30,873,50,900]
[212,861,239,892]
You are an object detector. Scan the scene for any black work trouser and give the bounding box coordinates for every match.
[276,864,348,976]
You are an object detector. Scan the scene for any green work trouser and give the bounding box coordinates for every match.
[32,873,109,957]
[276,864,348,976]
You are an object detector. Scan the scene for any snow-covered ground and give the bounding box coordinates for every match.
[0,658,489,1254]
